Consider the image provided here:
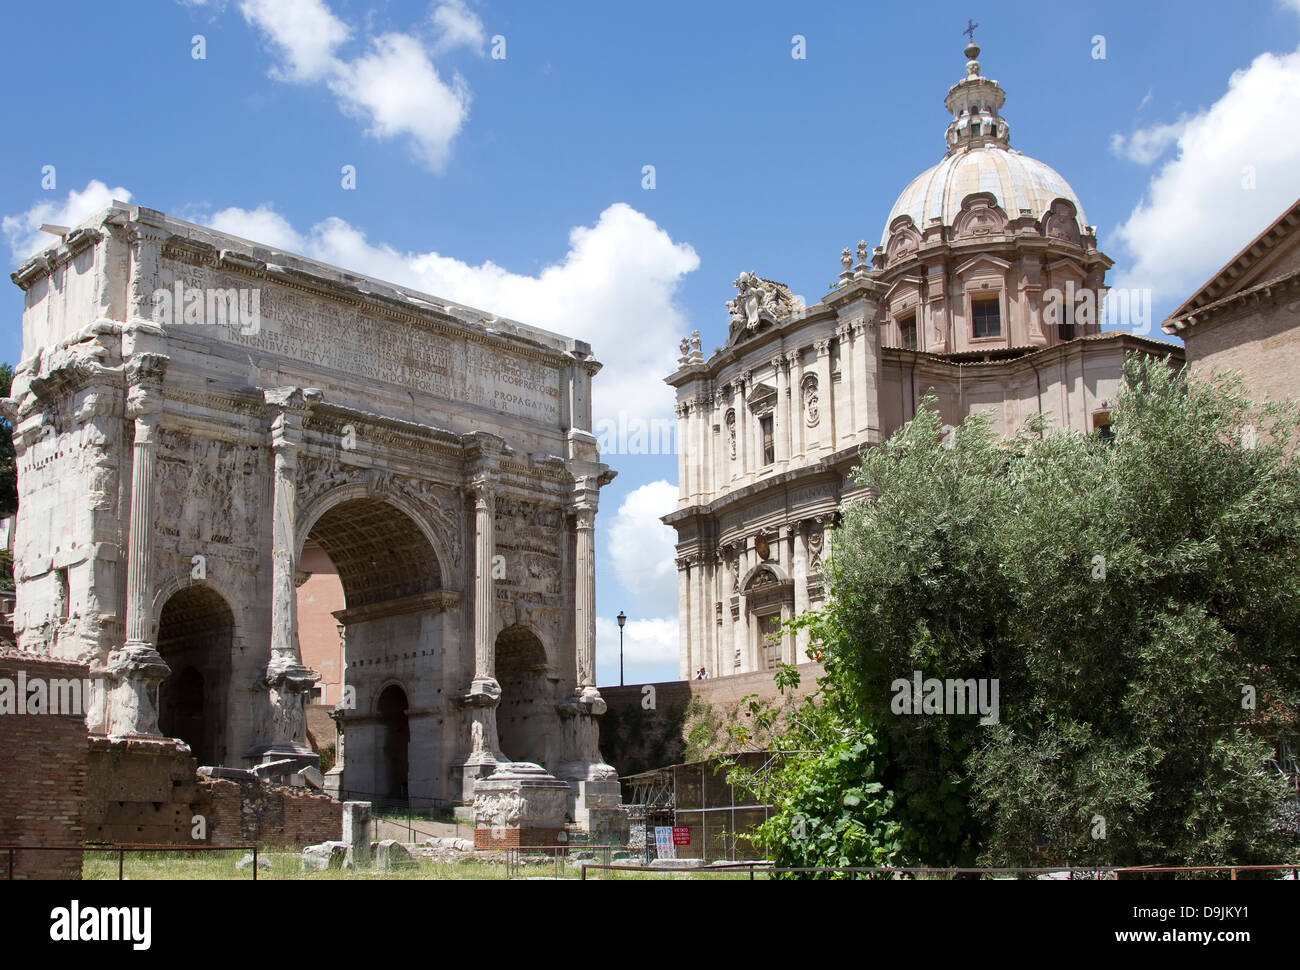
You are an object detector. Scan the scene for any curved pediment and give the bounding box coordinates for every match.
[952,192,1008,240]
[1041,198,1083,246]
[740,561,790,593]
[886,216,922,266]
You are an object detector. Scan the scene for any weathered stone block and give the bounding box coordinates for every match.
[302,841,348,871]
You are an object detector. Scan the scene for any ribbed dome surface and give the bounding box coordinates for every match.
[881,145,1087,247]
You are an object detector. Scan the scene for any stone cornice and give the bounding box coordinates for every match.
[662,461,849,527]
[9,227,104,291]
[880,330,1184,375]
[665,304,842,388]
[332,589,462,625]
[1162,266,1300,335]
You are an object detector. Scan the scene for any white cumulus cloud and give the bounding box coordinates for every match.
[1109,116,1189,165]
[605,481,679,616]
[2,180,132,263]
[430,0,486,55]
[238,0,483,170]
[328,32,470,170]
[1108,43,1300,307]
[238,0,349,82]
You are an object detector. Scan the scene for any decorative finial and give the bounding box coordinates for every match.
[856,240,868,265]
[841,247,852,272]
[963,19,981,75]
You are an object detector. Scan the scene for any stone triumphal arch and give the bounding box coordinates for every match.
[7,201,618,813]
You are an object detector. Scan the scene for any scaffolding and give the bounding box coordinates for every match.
[621,751,807,862]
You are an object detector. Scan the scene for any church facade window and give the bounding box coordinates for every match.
[971,295,1001,338]
[899,312,918,349]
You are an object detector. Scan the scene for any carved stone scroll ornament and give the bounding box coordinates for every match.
[802,374,820,427]
[808,527,824,570]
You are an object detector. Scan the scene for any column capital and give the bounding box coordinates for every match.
[814,338,832,356]
[469,474,497,509]
[125,353,168,419]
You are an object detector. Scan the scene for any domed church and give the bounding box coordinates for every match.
[663,36,1182,680]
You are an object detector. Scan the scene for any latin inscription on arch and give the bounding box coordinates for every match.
[161,259,561,424]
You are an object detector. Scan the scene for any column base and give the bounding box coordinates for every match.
[105,641,171,737]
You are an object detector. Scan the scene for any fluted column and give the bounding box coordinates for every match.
[574,505,597,692]
[107,353,172,737]
[464,474,506,772]
[473,477,496,681]
[123,413,159,646]
[557,481,615,784]
[262,388,318,759]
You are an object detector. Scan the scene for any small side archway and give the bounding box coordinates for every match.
[156,583,234,766]
[376,683,410,801]
[495,625,552,766]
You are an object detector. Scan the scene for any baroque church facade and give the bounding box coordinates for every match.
[664,40,1183,680]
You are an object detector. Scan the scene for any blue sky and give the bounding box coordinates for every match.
[3,0,1299,686]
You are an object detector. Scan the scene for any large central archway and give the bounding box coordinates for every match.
[157,584,233,766]
[302,494,448,802]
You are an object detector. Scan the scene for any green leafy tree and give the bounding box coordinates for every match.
[724,666,908,875]
[778,354,1300,869]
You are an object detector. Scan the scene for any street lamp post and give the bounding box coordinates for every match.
[617,610,627,687]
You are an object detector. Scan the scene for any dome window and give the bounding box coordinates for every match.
[971,295,1001,338]
[898,313,918,349]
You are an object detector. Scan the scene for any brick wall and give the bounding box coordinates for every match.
[195,776,342,847]
[473,826,563,850]
[598,662,824,776]
[86,737,342,848]
[0,654,89,879]
[1184,294,1300,407]
[85,736,203,843]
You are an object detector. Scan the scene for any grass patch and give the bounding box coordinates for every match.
[79,849,761,880]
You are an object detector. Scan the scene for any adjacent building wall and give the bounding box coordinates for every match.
[0,654,89,879]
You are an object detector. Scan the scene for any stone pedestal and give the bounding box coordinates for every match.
[342,801,373,867]
[572,779,625,831]
[472,762,570,849]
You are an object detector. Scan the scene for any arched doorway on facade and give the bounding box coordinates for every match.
[302,495,445,800]
[157,584,234,766]
[376,684,410,800]
[741,563,794,672]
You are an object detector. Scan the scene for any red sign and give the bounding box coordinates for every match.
[672,826,690,846]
